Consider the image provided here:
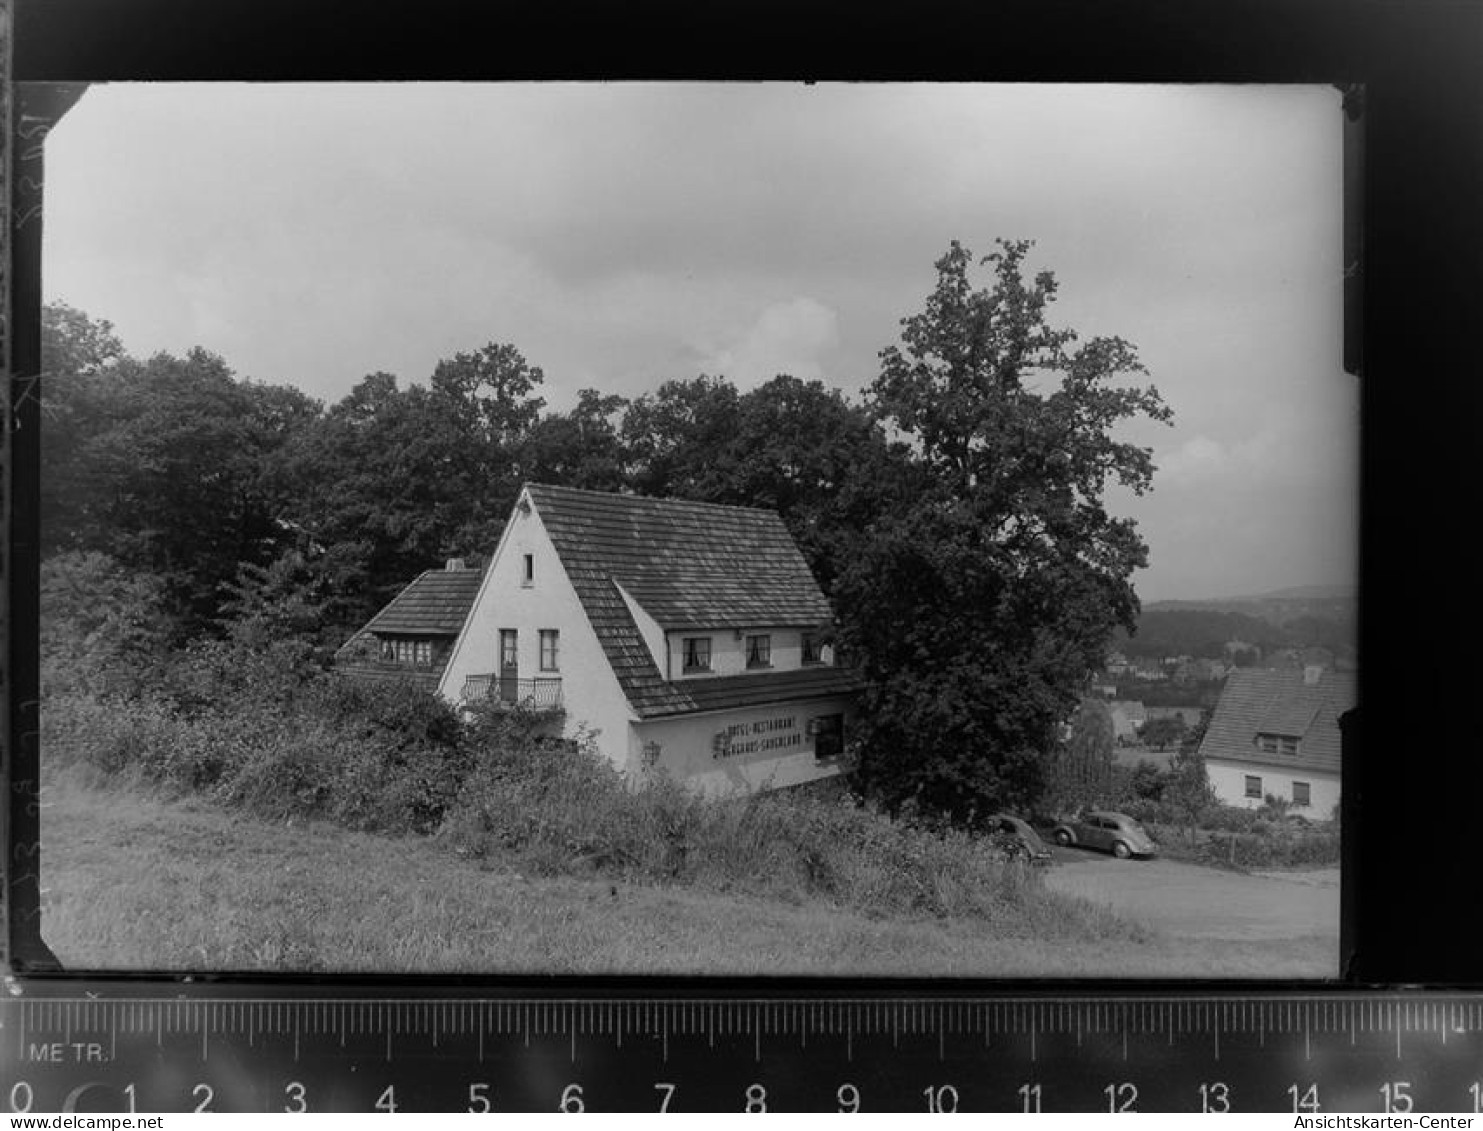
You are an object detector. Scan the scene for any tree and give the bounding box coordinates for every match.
[520,388,630,492]
[40,342,322,628]
[1138,714,1187,751]
[837,240,1172,825]
[621,375,742,499]
[276,343,546,616]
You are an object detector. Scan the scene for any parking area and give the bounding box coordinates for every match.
[1042,848,1340,945]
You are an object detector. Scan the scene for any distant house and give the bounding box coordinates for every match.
[335,560,482,691]
[436,484,862,796]
[1198,666,1356,813]
[1145,705,1205,729]
[1108,700,1147,743]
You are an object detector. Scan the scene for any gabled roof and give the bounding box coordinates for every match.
[360,567,483,636]
[525,483,842,718]
[1198,667,1357,775]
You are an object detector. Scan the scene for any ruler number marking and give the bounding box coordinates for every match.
[744,1083,767,1112]
[9,1083,33,1113]
[923,1084,958,1113]
[469,1082,493,1113]
[1288,1083,1320,1113]
[1380,1081,1412,1114]
[284,1080,308,1113]
[1104,1081,1137,1113]
[1018,1083,1041,1113]
[654,1082,676,1112]
[560,1083,585,1113]
[836,1083,860,1112]
[192,1083,213,1113]
[1199,1081,1230,1113]
[375,1084,397,1113]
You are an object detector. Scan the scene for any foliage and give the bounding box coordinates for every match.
[40,552,179,697]
[1138,714,1186,750]
[838,240,1171,824]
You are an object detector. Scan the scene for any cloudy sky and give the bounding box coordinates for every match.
[41,82,1357,602]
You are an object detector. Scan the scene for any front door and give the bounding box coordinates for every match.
[499,629,519,702]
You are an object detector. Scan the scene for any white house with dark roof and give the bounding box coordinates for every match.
[436,484,862,795]
[334,560,483,691]
[1198,666,1355,814]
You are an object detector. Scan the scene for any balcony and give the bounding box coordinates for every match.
[461,674,564,712]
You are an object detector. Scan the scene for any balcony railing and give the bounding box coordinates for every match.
[461,674,564,711]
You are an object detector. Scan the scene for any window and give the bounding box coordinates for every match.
[500,629,518,668]
[522,554,534,586]
[1292,781,1311,807]
[392,639,433,666]
[1244,775,1263,799]
[1257,732,1300,756]
[539,629,560,672]
[745,634,772,669]
[812,714,845,761]
[802,633,823,665]
[683,637,712,673]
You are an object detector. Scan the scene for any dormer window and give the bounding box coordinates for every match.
[745,634,772,670]
[522,554,534,587]
[1256,732,1300,756]
[683,637,712,674]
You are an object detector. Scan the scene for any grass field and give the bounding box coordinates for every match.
[38,768,1327,978]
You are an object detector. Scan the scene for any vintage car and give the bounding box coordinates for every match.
[987,813,1053,864]
[1050,810,1158,859]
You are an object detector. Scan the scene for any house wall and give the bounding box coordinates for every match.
[438,495,637,758]
[631,696,855,797]
[664,629,833,677]
[1206,759,1341,816]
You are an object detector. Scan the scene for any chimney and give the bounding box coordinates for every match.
[445,558,466,572]
[1303,664,1324,686]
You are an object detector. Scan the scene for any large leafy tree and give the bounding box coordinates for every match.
[277,343,547,615]
[520,388,631,493]
[837,240,1172,825]
[40,329,322,628]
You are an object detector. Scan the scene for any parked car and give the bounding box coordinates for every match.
[1050,810,1158,859]
[988,813,1053,865]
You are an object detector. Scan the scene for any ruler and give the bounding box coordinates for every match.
[3,985,1482,1113]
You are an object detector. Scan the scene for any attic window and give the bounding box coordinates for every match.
[1256,733,1300,756]
[522,554,534,586]
[683,637,712,674]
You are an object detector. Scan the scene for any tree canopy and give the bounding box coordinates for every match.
[835,240,1171,824]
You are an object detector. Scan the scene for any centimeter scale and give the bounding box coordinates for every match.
[4,985,1483,1113]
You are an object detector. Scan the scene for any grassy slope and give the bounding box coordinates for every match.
[40,770,1321,978]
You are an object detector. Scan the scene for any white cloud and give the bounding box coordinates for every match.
[697,297,841,387]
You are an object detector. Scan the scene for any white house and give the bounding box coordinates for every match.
[436,484,862,796]
[1198,665,1355,814]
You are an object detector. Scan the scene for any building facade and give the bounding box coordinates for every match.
[1198,666,1355,815]
[436,484,861,795]
[334,561,482,691]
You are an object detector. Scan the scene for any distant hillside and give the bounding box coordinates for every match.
[1118,587,1357,660]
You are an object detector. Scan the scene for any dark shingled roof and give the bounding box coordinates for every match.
[526,483,845,719]
[670,666,865,714]
[362,568,483,636]
[1198,667,1357,775]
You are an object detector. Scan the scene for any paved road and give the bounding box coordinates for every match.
[1042,849,1339,944]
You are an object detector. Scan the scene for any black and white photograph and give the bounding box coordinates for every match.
[34,82,1355,978]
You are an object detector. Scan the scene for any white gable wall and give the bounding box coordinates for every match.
[438,492,636,765]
